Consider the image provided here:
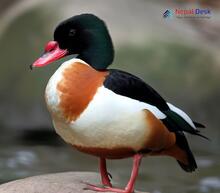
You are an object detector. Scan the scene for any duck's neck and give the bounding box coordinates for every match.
[77,30,114,70]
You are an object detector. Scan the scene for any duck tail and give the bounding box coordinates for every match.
[175,132,197,172]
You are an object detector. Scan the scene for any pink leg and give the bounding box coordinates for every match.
[124,154,142,192]
[100,158,112,187]
[85,154,143,193]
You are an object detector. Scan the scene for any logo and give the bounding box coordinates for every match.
[163,8,211,19]
[175,8,211,18]
[163,10,173,18]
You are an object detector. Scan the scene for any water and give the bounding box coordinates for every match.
[0,130,219,193]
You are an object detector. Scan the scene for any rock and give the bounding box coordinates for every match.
[0,172,148,193]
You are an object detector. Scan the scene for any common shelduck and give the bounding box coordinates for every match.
[31,14,206,193]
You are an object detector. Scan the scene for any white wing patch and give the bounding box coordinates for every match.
[88,86,167,120]
[167,103,196,129]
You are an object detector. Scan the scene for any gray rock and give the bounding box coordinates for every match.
[0,172,148,193]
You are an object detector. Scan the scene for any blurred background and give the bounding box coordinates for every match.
[0,0,220,192]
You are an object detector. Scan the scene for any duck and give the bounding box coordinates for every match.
[31,13,206,193]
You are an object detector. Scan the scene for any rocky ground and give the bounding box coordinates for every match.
[0,172,148,193]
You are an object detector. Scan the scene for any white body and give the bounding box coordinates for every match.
[45,58,195,151]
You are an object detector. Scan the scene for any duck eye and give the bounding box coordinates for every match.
[69,29,76,37]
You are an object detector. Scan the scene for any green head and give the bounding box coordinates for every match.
[31,14,114,70]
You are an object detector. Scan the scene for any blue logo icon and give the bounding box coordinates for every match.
[163,10,172,18]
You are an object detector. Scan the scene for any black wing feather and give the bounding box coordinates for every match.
[104,69,169,111]
[104,69,205,136]
[193,121,206,128]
